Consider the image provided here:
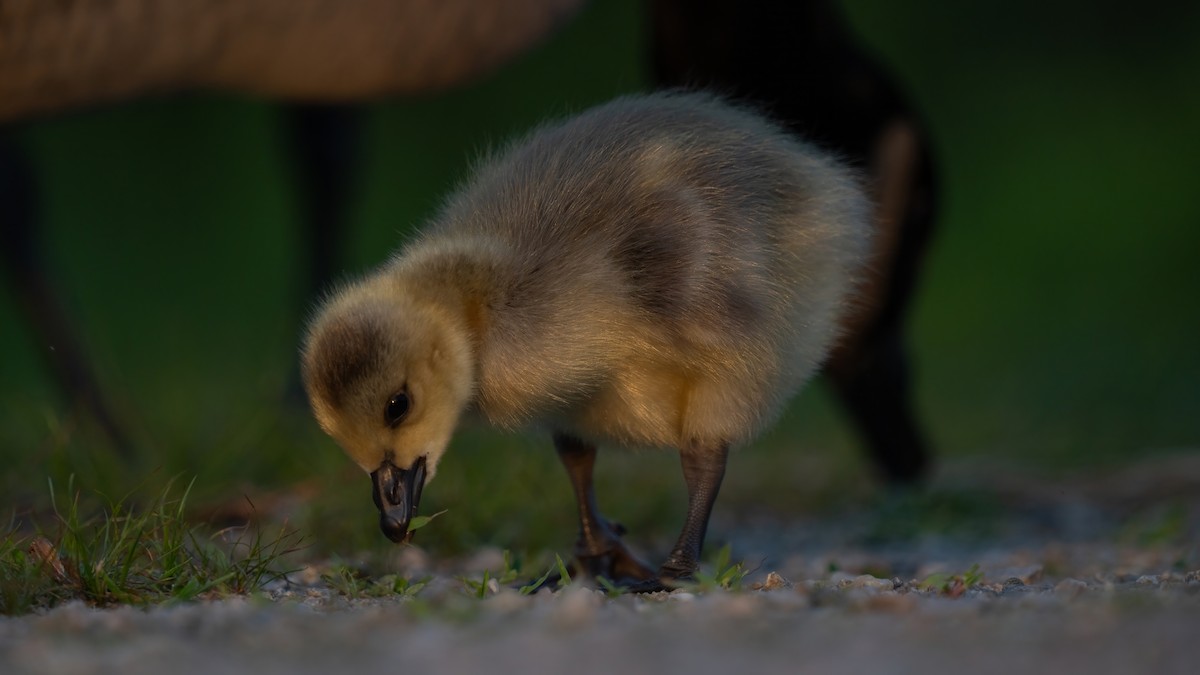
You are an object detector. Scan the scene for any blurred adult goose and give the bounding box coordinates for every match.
[301,90,870,590]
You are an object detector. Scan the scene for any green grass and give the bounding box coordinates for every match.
[320,562,430,600]
[454,550,570,598]
[919,563,984,597]
[689,544,752,592]
[1,477,304,615]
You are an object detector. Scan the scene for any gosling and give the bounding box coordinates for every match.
[301,90,870,591]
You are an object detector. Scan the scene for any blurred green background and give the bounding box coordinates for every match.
[2,0,1198,555]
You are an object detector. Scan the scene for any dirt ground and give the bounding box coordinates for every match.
[2,454,1198,675]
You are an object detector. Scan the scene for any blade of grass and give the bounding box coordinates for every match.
[554,553,572,587]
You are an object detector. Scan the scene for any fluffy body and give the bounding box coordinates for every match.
[302,91,870,478]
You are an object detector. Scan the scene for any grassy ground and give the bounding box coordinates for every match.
[2,0,1198,612]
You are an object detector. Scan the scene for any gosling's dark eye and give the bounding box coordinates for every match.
[384,391,411,427]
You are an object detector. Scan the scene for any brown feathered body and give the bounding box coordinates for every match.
[302,91,869,478]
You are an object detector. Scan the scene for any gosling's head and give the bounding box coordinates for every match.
[301,283,474,543]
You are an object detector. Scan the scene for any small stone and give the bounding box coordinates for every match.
[1135,575,1159,586]
[757,572,793,591]
[1054,578,1089,599]
[847,575,895,592]
[670,591,697,602]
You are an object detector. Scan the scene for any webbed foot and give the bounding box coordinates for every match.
[574,519,657,585]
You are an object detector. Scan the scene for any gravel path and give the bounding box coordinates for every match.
[3,577,1198,675]
[3,455,1199,674]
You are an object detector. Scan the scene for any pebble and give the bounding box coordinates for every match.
[755,571,793,591]
[842,575,895,592]
[1054,578,1090,599]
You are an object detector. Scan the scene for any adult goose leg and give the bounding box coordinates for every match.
[0,137,133,459]
[554,433,657,584]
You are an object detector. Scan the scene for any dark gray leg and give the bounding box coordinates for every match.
[658,441,729,581]
[283,103,360,309]
[828,329,929,484]
[282,104,361,408]
[553,432,657,584]
[647,0,938,485]
[0,134,134,459]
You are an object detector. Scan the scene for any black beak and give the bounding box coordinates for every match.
[370,455,427,543]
